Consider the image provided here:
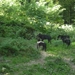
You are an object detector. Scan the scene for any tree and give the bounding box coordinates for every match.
[0,0,64,34]
[58,0,75,24]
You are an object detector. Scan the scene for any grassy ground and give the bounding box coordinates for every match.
[0,39,75,75]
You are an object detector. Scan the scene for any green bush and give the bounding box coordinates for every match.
[0,37,39,57]
[0,38,20,56]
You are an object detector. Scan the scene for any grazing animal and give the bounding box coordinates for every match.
[57,35,70,40]
[37,39,46,51]
[57,34,71,46]
[62,38,71,46]
[37,33,51,43]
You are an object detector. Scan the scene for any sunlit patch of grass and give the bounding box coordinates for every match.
[71,42,75,48]
[47,41,75,58]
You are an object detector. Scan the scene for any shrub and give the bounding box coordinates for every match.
[0,38,20,56]
[0,37,40,57]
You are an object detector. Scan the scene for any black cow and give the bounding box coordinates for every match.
[62,38,71,46]
[37,33,51,43]
[57,34,71,46]
[57,35,70,40]
[37,39,46,51]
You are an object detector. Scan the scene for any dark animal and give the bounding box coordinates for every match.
[37,33,51,43]
[57,35,70,40]
[57,34,71,46]
[37,40,46,51]
[62,38,71,46]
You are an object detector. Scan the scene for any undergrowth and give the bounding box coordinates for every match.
[0,37,75,75]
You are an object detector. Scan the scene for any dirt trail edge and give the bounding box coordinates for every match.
[16,51,75,72]
[23,51,53,66]
[63,57,75,71]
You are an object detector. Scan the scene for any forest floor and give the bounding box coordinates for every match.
[17,51,75,71]
[0,50,75,75]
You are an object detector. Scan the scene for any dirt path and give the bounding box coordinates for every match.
[16,51,75,71]
[16,51,55,67]
[23,51,52,66]
[24,51,75,71]
[63,57,75,71]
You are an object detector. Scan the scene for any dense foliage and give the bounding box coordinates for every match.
[0,0,75,56]
[0,0,64,55]
[0,1,75,75]
[57,0,75,24]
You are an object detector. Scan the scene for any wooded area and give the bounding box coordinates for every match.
[0,0,75,75]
